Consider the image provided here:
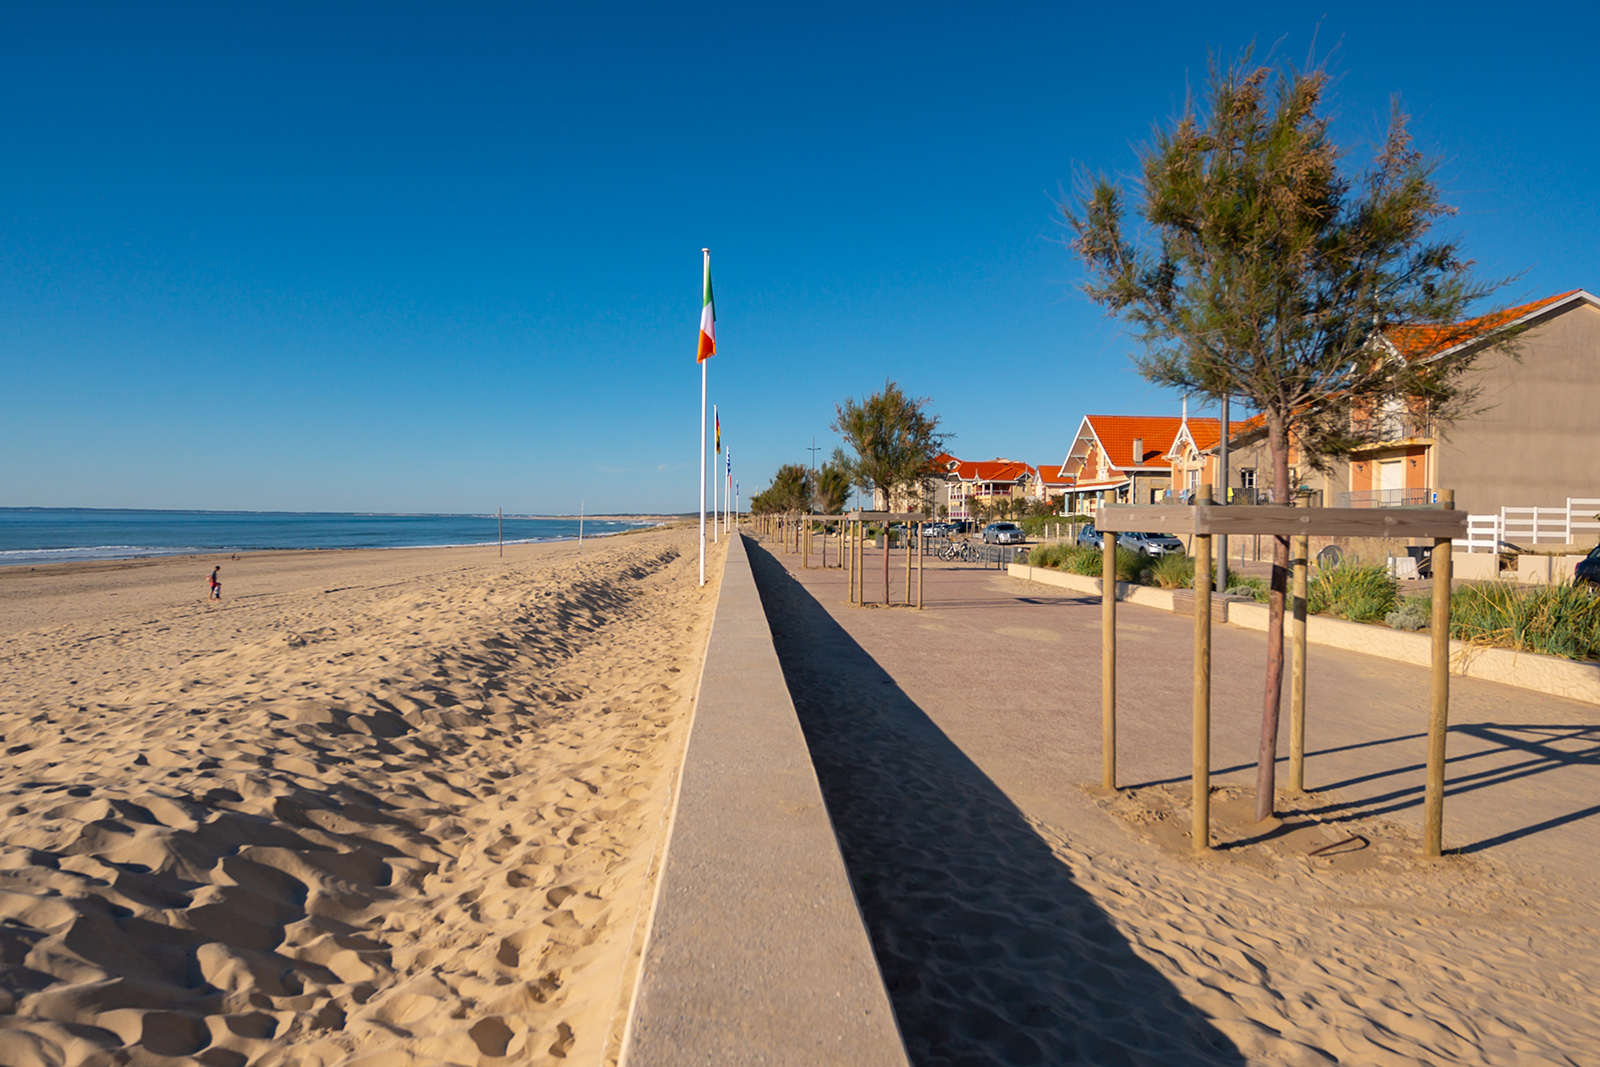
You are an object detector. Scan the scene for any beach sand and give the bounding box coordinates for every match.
[0,526,722,1067]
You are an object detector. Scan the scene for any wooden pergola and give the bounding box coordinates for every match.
[1096,488,1466,857]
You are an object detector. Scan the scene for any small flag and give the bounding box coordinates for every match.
[715,412,721,454]
[697,252,716,362]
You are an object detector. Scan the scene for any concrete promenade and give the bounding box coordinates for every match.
[747,534,1600,1065]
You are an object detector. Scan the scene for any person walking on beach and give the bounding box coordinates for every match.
[208,566,222,600]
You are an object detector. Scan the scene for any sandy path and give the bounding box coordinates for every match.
[0,527,722,1067]
[748,538,1600,1067]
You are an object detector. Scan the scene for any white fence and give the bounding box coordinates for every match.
[1454,497,1600,553]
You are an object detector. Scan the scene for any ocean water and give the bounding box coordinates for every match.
[0,509,652,566]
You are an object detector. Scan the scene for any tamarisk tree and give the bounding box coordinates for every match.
[1067,55,1506,820]
[832,380,948,604]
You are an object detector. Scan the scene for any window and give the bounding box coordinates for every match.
[1240,468,1256,489]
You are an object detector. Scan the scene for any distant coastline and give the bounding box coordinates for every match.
[0,508,662,567]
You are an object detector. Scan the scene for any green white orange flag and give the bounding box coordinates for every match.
[697,251,716,362]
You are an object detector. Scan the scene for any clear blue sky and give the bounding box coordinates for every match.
[2,3,1592,514]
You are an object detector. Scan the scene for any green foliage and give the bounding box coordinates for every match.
[813,464,851,515]
[1307,563,1399,623]
[1226,575,1270,602]
[750,463,813,515]
[1065,53,1507,474]
[831,380,948,506]
[1447,583,1600,662]
[1385,596,1430,631]
[1146,552,1196,589]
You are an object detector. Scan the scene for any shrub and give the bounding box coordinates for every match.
[1147,553,1196,589]
[1028,542,1074,570]
[1226,575,1269,602]
[1449,582,1600,661]
[1385,596,1429,631]
[1307,563,1399,623]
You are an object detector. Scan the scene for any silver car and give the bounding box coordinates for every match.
[982,522,1026,545]
[1117,531,1185,557]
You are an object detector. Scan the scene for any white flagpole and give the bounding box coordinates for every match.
[699,358,706,586]
[726,448,733,535]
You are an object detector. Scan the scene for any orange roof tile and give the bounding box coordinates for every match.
[1084,415,1186,469]
[1385,291,1578,359]
[951,459,1030,483]
[1034,463,1074,486]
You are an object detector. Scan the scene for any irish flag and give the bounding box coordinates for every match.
[697,251,716,362]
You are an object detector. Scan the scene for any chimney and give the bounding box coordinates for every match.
[1132,438,1144,464]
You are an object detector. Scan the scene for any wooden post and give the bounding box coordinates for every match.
[847,519,856,604]
[1101,524,1117,791]
[1424,489,1455,857]
[1193,485,1212,850]
[498,506,503,557]
[916,521,924,609]
[1289,496,1311,794]
[904,520,913,606]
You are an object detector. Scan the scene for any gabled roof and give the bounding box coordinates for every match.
[950,459,1030,484]
[1063,415,1185,475]
[1383,290,1590,359]
[1033,463,1074,487]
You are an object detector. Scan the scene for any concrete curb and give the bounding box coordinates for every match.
[621,534,910,1067]
[1008,562,1600,705]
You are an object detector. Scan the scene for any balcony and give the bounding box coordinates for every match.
[1349,411,1434,448]
[1335,488,1438,508]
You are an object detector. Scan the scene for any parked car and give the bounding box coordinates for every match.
[1577,545,1600,588]
[982,522,1026,545]
[1117,531,1185,557]
[1077,524,1104,548]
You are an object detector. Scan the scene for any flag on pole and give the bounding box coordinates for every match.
[715,411,721,454]
[697,258,716,362]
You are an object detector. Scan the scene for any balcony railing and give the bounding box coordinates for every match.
[1336,488,1438,508]
[1350,412,1434,444]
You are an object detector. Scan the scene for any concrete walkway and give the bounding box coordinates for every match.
[747,536,1600,1065]
[762,539,1600,875]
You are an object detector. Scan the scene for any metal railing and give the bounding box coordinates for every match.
[1350,412,1434,443]
[1336,488,1437,508]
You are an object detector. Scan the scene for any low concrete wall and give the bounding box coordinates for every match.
[1009,562,1600,705]
[622,534,909,1066]
[1455,552,1501,581]
[1007,561,1175,611]
[1222,602,1600,705]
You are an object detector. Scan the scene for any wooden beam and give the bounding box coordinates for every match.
[1097,503,1466,539]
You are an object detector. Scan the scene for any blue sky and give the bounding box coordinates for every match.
[2,3,1592,514]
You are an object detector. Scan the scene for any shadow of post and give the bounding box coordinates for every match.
[746,541,1244,1067]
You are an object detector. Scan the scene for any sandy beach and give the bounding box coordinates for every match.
[0,526,721,1067]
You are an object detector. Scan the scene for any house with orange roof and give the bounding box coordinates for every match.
[1179,288,1599,522]
[1344,288,1599,517]
[943,458,1032,521]
[1058,415,1188,514]
[1027,462,1074,507]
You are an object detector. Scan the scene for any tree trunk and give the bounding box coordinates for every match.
[1255,421,1293,822]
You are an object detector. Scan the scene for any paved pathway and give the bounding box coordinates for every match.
[759,536,1600,876]
[747,533,1600,1066]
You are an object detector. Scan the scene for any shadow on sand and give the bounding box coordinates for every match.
[747,541,1244,1067]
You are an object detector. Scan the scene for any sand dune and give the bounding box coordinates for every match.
[0,527,721,1067]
